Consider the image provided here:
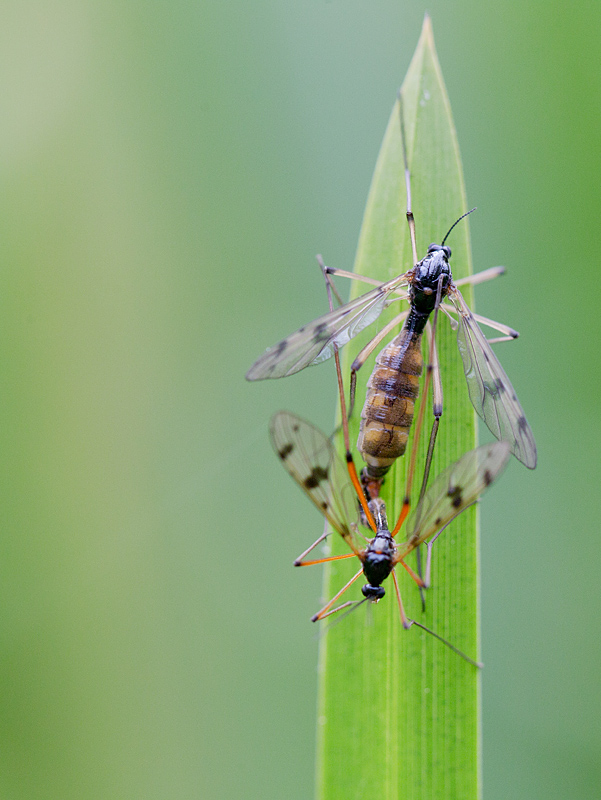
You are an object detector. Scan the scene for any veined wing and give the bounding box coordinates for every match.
[448,286,537,469]
[398,440,511,555]
[246,273,410,380]
[270,411,365,557]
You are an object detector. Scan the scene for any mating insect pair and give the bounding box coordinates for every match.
[247,92,535,661]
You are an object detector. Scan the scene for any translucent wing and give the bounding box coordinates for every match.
[449,286,537,469]
[246,274,410,380]
[398,440,511,554]
[270,411,366,556]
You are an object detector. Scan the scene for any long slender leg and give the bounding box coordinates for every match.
[391,275,445,537]
[413,320,442,609]
[311,567,364,622]
[414,321,443,544]
[314,597,374,638]
[440,304,459,330]
[393,568,482,665]
[418,319,443,500]
[293,520,330,565]
[415,417,440,608]
[295,552,357,568]
[421,501,478,588]
[318,258,378,533]
[320,261,501,296]
[442,304,519,339]
[454,265,505,287]
[486,335,516,344]
[318,251,501,316]
[316,601,357,620]
[397,90,419,267]
[414,377,441,609]
[428,322,443,425]
[415,545,426,612]
[392,569,411,629]
[324,267,382,288]
[298,268,376,617]
[413,405,440,608]
[407,619,483,668]
[397,558,425,588]
[323,265,409,299]
[462,310,518,339]
[316,255,347,307]
[335,361,377,531]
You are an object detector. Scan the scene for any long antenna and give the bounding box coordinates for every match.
[440,207,477,246]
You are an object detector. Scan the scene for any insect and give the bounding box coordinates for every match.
[247,96,536,503]
[271,410,510,663]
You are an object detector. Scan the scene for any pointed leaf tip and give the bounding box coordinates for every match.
[421,12,434,41]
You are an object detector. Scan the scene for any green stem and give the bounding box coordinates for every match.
[316,17,480,800]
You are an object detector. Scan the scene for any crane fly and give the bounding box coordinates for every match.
[248,93,536,522]
[271,410,510,665]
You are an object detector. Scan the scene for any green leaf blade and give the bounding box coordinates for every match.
[317,18,480,800]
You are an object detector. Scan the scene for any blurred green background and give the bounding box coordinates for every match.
[0,2,598,798]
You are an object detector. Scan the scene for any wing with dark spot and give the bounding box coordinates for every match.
[269,411,365,555]
[398,440,511,555]
[448,286,537,469]
[246,274,410,380]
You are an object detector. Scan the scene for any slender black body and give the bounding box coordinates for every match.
[360,496,396,600]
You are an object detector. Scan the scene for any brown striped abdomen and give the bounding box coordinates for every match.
[357,328,423,480]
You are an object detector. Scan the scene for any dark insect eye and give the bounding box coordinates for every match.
[443,245,451,258]
[427,243,441,253]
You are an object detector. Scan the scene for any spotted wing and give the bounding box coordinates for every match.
[398,440,511,555]
[448,286,537,469]
[246,274,410,380]
[270,411,365,556]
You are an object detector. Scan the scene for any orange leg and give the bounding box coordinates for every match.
[295,553,357,568]
[397,558,425,588]
[345,451,377,532]
[311,568,364,622]
[318,255,377,535]
[392,569,411,629]
[317,601,357,620]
